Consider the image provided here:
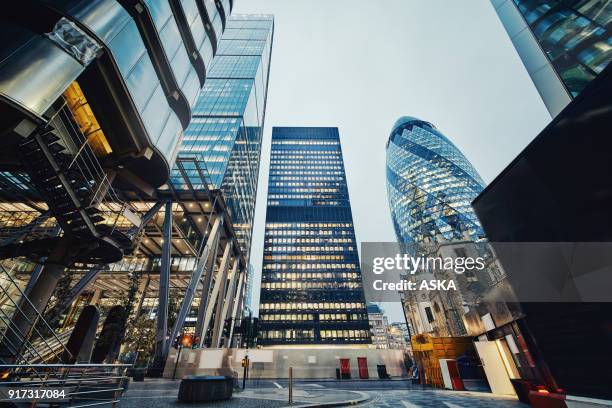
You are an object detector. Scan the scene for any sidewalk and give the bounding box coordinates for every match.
[120,378,368,408]
[238,385,368,407]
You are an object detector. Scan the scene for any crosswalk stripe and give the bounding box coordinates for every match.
[401,401,421,408]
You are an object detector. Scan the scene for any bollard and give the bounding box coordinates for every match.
[288,366,293,403]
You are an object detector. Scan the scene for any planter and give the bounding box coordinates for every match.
[178,375,234,403]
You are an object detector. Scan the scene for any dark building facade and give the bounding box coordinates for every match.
[491,0,611,117]
[258,127,370,346]
[472,64,612,400]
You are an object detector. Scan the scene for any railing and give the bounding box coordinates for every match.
[0,264,73,366]
[0,363,131,407]
[46,99,139,235]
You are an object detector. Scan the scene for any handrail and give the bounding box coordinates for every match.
[0,265,73,362]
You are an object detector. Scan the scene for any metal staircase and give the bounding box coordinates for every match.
[0,100,138,264]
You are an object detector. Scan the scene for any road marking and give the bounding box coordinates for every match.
[443,403,464,408]
[401,401,421,408]
[273,381,283,389]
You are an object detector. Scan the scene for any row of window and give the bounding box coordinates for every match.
[260,313,365,322]
[269,165,342,170]
[266,223,353,228]
[261,281,363,290]
[270,176,344,181]
[268,188,342,193]
[270,170,344,176]
[266,238,353,244]
[270,182,343,187]
[320,330,370,339]
[260,302,366,311]
[270,160,342,166]
[263,263,358,270]
[266,246,354,252]
[271,140,339,145]
[262,272,360,280]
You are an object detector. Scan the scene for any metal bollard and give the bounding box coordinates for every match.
[288,366,293,403]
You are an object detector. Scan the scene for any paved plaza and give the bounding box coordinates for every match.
[120,378,529,408]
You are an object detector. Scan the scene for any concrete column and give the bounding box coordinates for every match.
[212,259,238,348]
[171,216,222,347]
[152,200,172,372]
[227,268,245,345]
[196,242,231,348]
[0,237,70,363]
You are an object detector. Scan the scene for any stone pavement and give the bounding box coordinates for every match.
[120,378,530,408]
[353,388,529,408]
[120,378,366,407]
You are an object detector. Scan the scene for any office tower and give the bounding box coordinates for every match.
[0,3,276,372]
[0,0,234,364]
[258,127,371,346]
[490,0,611,117]
[174,14,273,260]
[386,116,486,247]
[367,304,390,349]
[385,117,491,343]
[473,64,612,401]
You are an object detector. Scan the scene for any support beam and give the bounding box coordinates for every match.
[1,211,49,246]
[132,275,150,319]
[213,260,239,348]
[0,237,71,363]
[89,289,102,305]
[152,200,172,373]
[196,242,231,348]
[193,216,223,340]
[127,201,164,238]
[227,268,246,345]
[46,266,105,322]
[23,225,62,296]
[170,216,222,348]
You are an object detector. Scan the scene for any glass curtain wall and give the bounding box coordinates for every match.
[258,127,371,346]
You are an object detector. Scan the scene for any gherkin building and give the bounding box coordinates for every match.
[386,116,486,245]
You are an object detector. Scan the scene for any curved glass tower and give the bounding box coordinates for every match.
[386,117,486,245]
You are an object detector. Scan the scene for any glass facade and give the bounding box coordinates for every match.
[492,0,611,116]
[258,127,371,346]
[513,0,611,96]
[386,117,486,246]
[172,14,274,259]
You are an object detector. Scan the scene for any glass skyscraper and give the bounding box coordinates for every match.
[173,14,274,259]
[258,127,371,346]
[386,117,486,246]
[491,0,611,117]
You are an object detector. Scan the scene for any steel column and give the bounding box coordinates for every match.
[193,217,223,341]
[212,259,238,348]
[170,216,222,349]
[132,276,150,319]
[197,242,231,348]
[227,267,245,346]
[153,200,173,370]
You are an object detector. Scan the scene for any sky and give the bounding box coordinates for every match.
[234,0,551,323]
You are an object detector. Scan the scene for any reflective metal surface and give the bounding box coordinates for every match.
[0,26,83,120]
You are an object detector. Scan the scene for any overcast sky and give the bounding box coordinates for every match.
[233,0,551,323]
